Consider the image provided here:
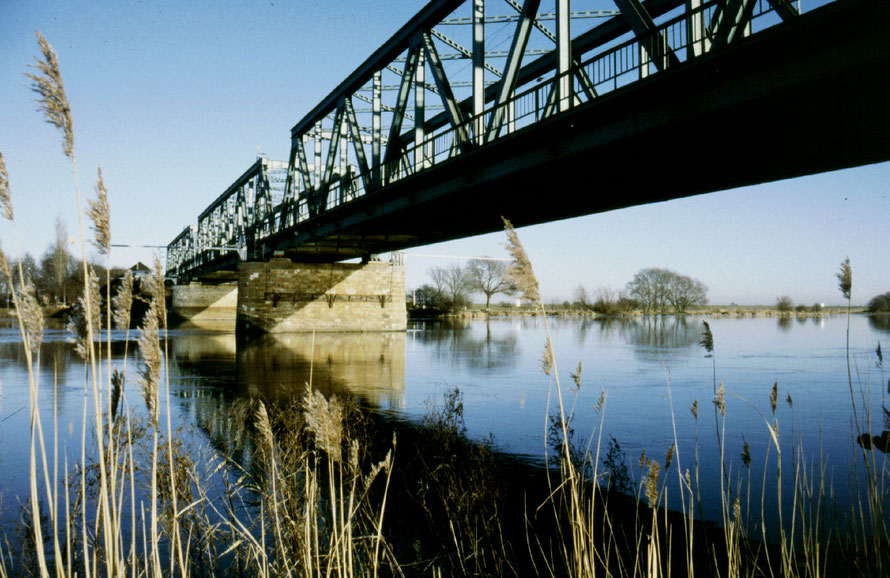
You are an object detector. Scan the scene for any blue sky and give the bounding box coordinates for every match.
[1,0,887,306]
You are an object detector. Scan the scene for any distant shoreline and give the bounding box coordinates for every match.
[417,305,872,320]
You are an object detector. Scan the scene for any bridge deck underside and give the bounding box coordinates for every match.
[203,0,890,270]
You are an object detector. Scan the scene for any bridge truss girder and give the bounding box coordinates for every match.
[169,0,890,281]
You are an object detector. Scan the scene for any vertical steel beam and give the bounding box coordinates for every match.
[318,104,344,217]
[556,0,571,113]
[297,135,313,195]
[414,42,427,171]
[314,122,322,193]
[372,71,382,187]
[473,0,485,145]
[486,0,541,142]
[686,0,706,59]
[279,139,299,230]
[339,104,348,204]
[344,97,372,192]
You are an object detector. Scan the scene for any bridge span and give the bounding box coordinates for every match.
[164,0,890,332]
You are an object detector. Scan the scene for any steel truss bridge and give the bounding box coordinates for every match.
[167,0,890,281]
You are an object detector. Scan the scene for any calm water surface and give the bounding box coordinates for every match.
[0,314,887,532]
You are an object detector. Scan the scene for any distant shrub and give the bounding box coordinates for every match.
[868,292,890,313]
[617,296,641,312]
[776,296,793,312]
[795,304,809,313]
[593,296,622,315]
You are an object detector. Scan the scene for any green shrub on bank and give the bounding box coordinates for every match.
[868,292,890,313]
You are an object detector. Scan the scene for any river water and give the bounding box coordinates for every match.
[0,314,887,534]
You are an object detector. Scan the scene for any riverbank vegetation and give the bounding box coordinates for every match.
[414,300,868,320]
[868,292,890,313]
[1,30,888,577]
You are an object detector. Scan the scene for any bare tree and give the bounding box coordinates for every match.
[429,264,472,312]
[626,268,673,313]
[574,285,593,310]
[466,258,515,309]
[666,274,708,313]
[626,268,708,313]
[52,216,70,303]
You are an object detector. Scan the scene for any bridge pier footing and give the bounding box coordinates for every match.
[170,282,239,331]
[235,259,407,333]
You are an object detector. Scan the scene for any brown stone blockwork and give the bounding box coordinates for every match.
[170,283,238,330]
[237,260,407,333]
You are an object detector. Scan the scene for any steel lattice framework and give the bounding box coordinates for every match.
[167,0,835,280]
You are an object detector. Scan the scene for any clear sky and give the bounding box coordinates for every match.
[1,0,887,306]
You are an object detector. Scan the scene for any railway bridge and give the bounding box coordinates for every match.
[165,0,890,332]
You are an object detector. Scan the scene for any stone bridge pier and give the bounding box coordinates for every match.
[171,259,407,333]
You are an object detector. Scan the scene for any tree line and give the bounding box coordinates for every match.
[416,261,709,314]
[0,216,125,307]
[415,259,517,312]
[575,268,708,314]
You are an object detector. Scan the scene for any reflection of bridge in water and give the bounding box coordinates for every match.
[169,331,405,406]
[168,331,406,468]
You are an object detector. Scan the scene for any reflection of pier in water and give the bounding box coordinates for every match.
[168,330,406,471]
[169,330,406,406]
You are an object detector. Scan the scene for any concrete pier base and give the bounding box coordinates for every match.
[170,282,238,331]
[236,259,407,333]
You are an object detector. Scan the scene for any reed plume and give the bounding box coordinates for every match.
[836,257,852,300]
[110,367,124,422]
[700,320,714,357]
[501,217,540,303]
[0,150,14,221]
[137,300,161,423]
[645,459,661,507]
[304,389,344,462]
[67,268,100,361]
[25,32,74,160]
[19,282,44,356]
[714,382,725,417]
[570,361,582,389]
[112,270,133,330]
[88,166,110,255]
[144,254,167,327]
[254,400,275,458]
[540,338,554,377]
